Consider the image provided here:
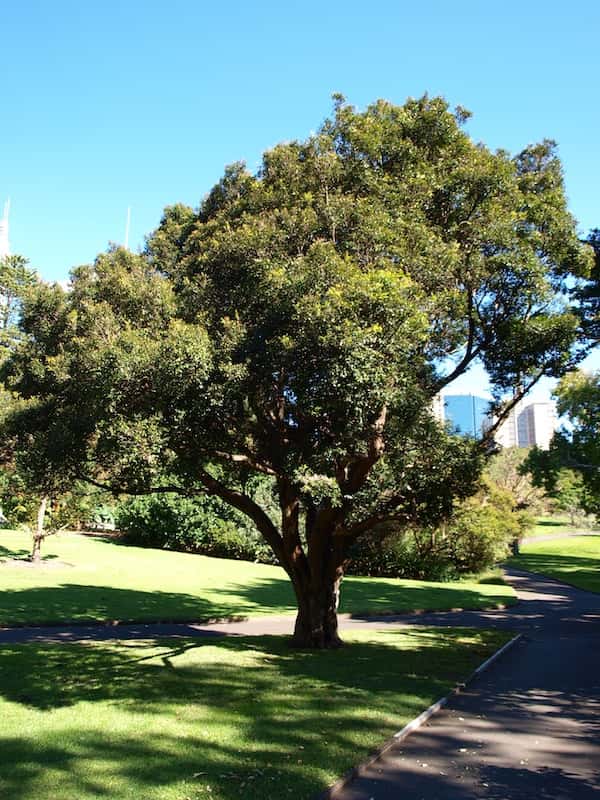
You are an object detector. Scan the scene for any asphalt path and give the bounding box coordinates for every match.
[1,568,599,799]
[332,569,600,800]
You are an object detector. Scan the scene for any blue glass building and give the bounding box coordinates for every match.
[443,394,491,439]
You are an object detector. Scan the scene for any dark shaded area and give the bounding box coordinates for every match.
[0,543,30,560]
[0,629,499,799]
[0,569,513,629]
[0,583,262,627]
[535,518,572,529]
[340,577,514,617]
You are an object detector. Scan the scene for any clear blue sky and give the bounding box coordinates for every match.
[1,0,598,394]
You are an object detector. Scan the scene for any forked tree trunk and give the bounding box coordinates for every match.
[30,496,48,563]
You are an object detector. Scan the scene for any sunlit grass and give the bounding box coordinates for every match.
[509,535,600,593]
[529,515,599,538]
[0,627,511,800]
[0,530,516,626]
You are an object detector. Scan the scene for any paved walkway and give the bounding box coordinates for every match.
[333,569,600,800]
[1,569,599,798]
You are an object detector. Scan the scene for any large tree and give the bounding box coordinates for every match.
[0,96,592,646]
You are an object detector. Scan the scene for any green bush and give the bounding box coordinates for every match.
[115,493,277,563]
[347,532,454,581]
[348,480,532,580]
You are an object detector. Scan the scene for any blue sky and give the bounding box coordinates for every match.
[1,0,598,396]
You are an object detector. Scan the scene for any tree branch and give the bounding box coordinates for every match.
[433,288,481,392]
[479,370,547,447]
[77,475,196,496]
[338,405,387,495]
[213,450,277,476]
[197,468,285,562]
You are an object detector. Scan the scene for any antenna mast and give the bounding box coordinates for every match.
[0,198,10,257]
[124,206,131,250]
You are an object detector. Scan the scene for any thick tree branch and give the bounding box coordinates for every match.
[345,510,412,541]
[197,468,285,562]
[338,405,388,495]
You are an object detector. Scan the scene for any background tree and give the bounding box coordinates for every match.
[551,469,588,525]
[526,370,600,515]
[485,447,546,513]
[0,254,38,360]
[577,229,600,344]
[0,97,592,646]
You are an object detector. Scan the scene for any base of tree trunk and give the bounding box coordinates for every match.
[30,541,42,563]
[290,607,344,649]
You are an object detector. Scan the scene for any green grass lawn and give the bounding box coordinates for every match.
[509,535,600,593]
[0,627,511,800]
[528,515,599,539]
[0,530,516,626]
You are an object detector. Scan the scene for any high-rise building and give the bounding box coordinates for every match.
[495,400,557,450]
[516,402,558,450]
[0,199,9,258]
[440,393,492,439]
[494,403,521,449]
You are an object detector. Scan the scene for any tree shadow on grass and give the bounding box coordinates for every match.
[339,576,514,616]
[0,628,503,800]
[211,574,515,622]
[509,548,600,594]
[0,570,515,628]
[536,518,570,529]
[0,544,29,559]
[0,584,263,627]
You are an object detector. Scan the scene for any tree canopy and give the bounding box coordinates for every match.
[576,229,600,345]
[0,254,38,360]
[0,96,592,646]
[526,370,600,515]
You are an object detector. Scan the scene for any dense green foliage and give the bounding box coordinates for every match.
[349,479,531,579]
[116,493,276,562]
[526,370,600,514]
[0,96,591,645]
[0,254,38,359]
[549,470,589,523]
[576,229,600,345]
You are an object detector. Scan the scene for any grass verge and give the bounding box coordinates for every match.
[528,516,599,539]
[508,535,600,593]
[0,627,511,800]
[0,531,516,626]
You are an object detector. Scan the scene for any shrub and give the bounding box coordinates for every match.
[115,493,277,563]
[348,480,532,580]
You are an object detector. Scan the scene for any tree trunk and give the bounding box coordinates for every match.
[290,573,344,649]
[30,496,48,563]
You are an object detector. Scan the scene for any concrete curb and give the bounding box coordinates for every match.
[315,632,523,800]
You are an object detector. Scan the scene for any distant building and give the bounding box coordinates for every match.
[433,390,557,449]
[436,393,492,439]
[516,401,557,450]
[495,400,557,450]
[0,199,9,258]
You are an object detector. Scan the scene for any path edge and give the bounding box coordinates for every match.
[315,632,523,800]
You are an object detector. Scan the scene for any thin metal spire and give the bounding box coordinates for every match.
[124,206,131,250]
